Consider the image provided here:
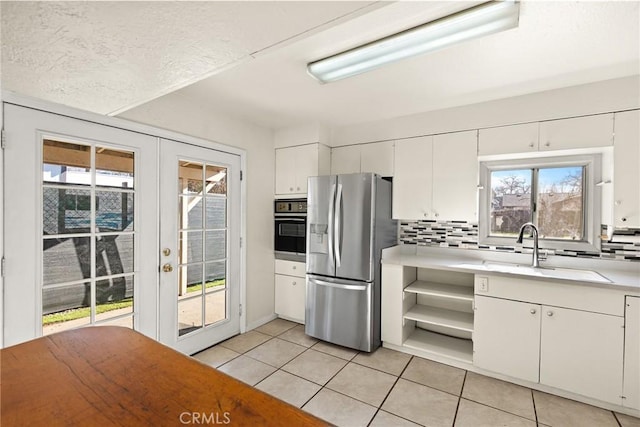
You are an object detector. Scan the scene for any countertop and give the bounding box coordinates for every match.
[382,245,640,291]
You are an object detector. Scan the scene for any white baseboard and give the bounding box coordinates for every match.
[245,313,278,331]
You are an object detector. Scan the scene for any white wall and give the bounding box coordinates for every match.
[119,92,276,330]
[332,76,640,145]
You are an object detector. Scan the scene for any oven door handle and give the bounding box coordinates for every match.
[275,218,306,222]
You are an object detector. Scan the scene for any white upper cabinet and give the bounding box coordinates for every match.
[331,145,360,175]
[394,132,477,221]
[613,110,640,228]
[361,141,394,176]
[330,141,394,176]
[393,136,433,220]
[432,131,478,222]
[478,123,539,156]
[539,114,614,151]
[275,143,330,196]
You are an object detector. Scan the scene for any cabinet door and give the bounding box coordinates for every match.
[393,136,433,220]
[331,145,360,175]
[432,131,478,222]
[275,147,297,194]
[294,144,319,194]
[361,141,394,176]
[274,274,305,323]
[623,296,640,410]
[478,123,539,155]
[474,296,541,382]
[614,110,640,228]
[540,305,623,405]
[539,114,614,151]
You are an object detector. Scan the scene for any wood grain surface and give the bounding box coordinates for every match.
[0,326,331,426]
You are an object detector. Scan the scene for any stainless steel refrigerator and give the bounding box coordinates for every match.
[305,173,397,352]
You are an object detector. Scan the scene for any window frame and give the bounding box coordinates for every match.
[478,154,602,252]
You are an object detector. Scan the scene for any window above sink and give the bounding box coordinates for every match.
[478,154,603,253]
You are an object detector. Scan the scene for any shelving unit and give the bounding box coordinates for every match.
[382,264,475,365]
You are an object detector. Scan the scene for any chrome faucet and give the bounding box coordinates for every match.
[516,222,540,268]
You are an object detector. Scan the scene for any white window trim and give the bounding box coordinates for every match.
[478,154,602,252]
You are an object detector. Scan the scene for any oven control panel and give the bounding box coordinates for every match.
[275,199,307,214]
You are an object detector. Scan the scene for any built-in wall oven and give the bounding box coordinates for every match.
[274,199,307,261]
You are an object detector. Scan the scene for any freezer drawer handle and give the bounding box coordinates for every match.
[310,278,366,291]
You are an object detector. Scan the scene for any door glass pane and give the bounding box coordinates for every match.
[180,231,203,264]
[96,277,134,321]
[43,140,90,186]
[43,188,92,235]
[205,230,226,261]
[205,196,226,229]
[205,261,226,289]
[205,291,226,326]
[96,147,134,188]
[205,165,226,195]
[179,162,204,194]
[178,296,203,336]
[179,196,203,229]
[42,282,91,335]
[43,237,90,286]
[96,191,134,232]
[537,166,584,240]
[490,169,532,236]
[96,235,134,277]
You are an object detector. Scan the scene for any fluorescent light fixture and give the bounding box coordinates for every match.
[307,1,520,83]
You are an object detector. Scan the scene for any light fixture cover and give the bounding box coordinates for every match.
[307,1,520,84]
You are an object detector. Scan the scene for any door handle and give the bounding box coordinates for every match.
[311,278,366,291]
[334,183,343,268]
[162,263,173,273]
[328,183,336,266]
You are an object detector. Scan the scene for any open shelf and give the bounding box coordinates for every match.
[404,280,473,301]
[404,305,474,332]
[403,329,473,363]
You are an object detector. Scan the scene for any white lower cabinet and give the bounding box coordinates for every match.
[539,305,624,405]
[473,296,540,383]
[274,260,306,323]
[623,296,640,410]
[474,280,625,406]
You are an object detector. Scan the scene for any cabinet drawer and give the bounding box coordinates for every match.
[275,259,306,277]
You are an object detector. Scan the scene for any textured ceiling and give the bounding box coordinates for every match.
[0,1,378,114]
[2,1,639,130]
[173,0,640,129]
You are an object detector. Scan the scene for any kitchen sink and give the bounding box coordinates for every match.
[478,262,611,283]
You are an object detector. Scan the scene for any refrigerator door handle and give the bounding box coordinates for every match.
[309,278,367,291]
[334,183,343,267]
[328,183,336,266]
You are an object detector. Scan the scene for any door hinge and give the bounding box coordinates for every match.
[1,129,6,149]
[240,170,243,181]
[240,237,243,248]
[239,304,242,316]
[1,257,5,277]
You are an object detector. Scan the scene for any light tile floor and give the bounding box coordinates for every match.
[194,319,640,427]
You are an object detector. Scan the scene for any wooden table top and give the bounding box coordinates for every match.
[0,326,331,426]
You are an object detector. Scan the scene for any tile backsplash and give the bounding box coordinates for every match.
[399,220,640,261]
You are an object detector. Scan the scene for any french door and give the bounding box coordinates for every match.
[3,103,241,353]
[158,139,241,354]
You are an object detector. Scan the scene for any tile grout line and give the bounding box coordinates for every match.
[612,411,623,427]
[367,355,415,427]
[451,370,468,427]
[532,389,540,427]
